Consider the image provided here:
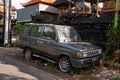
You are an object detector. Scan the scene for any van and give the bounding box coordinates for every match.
[18,23,102,72]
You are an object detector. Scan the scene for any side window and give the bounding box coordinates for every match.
[42,26,55,40]
[23,25,31,36]
[29,25,41,37]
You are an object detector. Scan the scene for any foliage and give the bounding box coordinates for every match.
[103,55,115,68]
[116,77,120,80]
[69,68,88,76]
[69,66,102,76]
[102,52,120,68]
[106,16,120,55]
[105,16,120,68]
[13,23,23,32]
[47,62,58,71]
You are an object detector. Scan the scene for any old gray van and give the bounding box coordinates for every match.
[18,23,102,72]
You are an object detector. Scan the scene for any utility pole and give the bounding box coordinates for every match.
[3,0,11,46]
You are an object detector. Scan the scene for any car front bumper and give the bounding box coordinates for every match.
[70,54,102,68]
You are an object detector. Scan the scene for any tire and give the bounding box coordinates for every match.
[24,48,33,60]
[58,56,71,72]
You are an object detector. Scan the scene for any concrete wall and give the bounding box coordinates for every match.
[17,3,59,22]
[17,4,39,22]
[71,23,108,50]
[66,12,115,49]
[39,4,59,14]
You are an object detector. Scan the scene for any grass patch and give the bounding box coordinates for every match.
[116,77,120,80]
[47,62,58,71]
[69,66,103,76]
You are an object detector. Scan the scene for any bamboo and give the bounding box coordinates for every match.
[114,0,120,28]
[96,0,99,17]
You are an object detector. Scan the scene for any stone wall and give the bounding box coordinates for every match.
[71,23,109,49]
[65,12,115,49]
[73,23,108,42]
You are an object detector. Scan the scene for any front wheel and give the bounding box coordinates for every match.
[58,56,71,72]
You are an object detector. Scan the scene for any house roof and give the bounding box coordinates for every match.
[22,0,55,7]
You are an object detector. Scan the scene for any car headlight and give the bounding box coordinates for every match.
[76,52,82,58]
[83,52,88,57]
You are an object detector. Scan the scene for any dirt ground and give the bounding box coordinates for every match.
[0,47,120,80]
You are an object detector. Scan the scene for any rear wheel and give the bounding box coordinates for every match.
[58,56,71,72]
[24,48,33,60]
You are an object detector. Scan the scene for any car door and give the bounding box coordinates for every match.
[28,25,43,52]
[19,25,31,48]
[37,25,58,59]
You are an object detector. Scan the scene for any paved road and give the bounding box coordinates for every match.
[0,53,63,80]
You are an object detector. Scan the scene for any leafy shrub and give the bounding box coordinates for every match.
[13,23,23,32]
[106,16,120,55]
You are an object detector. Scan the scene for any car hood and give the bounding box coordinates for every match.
[66,42,100,51]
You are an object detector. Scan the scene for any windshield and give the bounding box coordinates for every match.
[56,25,82,42]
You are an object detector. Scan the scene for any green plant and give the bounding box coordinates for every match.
[93,66,103,72]
[116,77,120,80]
[13,23,23,32]
[69,67,93,76]
[105,16,120,68]
[47,62,58,71]
[69,69,87,76]
[114,50,120,65]
[69,66,103,76]
[102,51,120,68]
[106,16,120,55]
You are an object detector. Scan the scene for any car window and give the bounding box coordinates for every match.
[23,25,31,36]
[56,26,82,42]
[42,26,55,40]
[29,25,42,37]
[29,26,38,37]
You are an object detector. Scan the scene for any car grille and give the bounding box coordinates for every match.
[87,50,99,57]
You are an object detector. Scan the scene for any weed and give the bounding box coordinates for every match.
[116,77,120,80]
[106,16,120,55]
[102,51,120,69]
[13,23,23,32]
[94,66,103,72]
[69,67,94,76]
[47,62,58,71]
